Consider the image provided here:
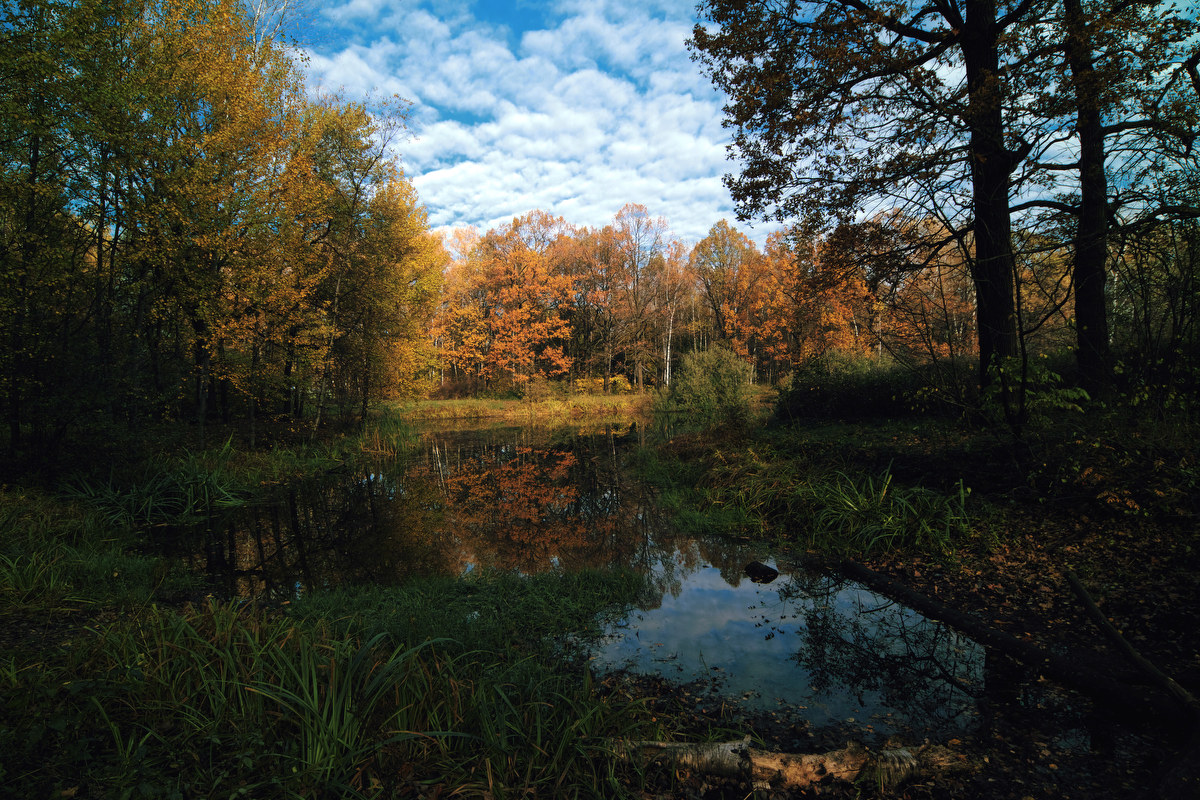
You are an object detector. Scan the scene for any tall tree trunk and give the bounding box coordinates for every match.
[1064,0,1112,391]
[312,275,341,438]
[664,306,675,386]
[962,0,1020,388]
[193,322,210,448]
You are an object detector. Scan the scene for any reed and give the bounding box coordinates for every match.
[3,556,661,799]
[393,394,650,424]
[794,468,971,553]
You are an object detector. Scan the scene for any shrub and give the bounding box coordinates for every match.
[572,375,634,395]
[660,346,753,430]
[774,352,941,422]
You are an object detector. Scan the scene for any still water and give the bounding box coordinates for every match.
[171,423,984,740]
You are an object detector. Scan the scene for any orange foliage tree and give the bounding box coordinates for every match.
[475,211,576,390]
[765,230,874,368]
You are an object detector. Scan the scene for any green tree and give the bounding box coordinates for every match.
[663,345,754,430]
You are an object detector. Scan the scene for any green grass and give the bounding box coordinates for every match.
[0,488,664,799]
[633,429,974,554]
[795,467,971,553]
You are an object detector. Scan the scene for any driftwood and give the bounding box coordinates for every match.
[839,559,1191,733]
[617,737,966,790]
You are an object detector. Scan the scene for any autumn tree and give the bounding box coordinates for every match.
[689,220,780,379]
[612,204,670,390]
[654,240,692,386]
[475,211,576,390]
[766,230,873,365]
[691,0,1199,394]
[1017,0,1198,388]
[690,0,1044,386]
[330,180,445,416]
[434,227,490,387]
[1,0,441,459]
[566,224,623,390]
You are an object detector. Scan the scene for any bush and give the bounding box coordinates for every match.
[572,375,634,395]
[774,352,943,422]
[659,346,753,430]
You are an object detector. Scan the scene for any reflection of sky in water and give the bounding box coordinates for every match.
[174,423,984,741]
[592,557,984,737]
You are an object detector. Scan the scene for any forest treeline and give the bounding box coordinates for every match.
[3,0,1199,469]
[1,0,446,459]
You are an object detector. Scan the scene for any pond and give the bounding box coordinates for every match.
[168,422,986,742]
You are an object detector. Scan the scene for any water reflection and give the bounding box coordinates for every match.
[169,422,985,741]
[591,560,984,739]
[172,424,655,598]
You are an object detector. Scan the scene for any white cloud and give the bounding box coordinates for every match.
[305,0,767,246]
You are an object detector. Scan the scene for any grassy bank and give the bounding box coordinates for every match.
[393,393,651,425]
[0,488,667,799]
[633,423,974,554]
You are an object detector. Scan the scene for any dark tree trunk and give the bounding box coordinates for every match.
[1064,0,1112,392]
[962,0,1019,387]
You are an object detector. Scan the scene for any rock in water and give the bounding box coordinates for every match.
[745,561,779,584]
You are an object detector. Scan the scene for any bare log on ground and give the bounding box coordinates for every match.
[839,560,1190,732]
[1065,569,1200,718]
[1064,570,1200,799]
[616,737,966,790]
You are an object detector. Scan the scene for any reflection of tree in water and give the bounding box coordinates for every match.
[410,426,665,575]
[779,573,984,736]
[441,444,589,564]
[193,469,460,598]
[180,424,751,599]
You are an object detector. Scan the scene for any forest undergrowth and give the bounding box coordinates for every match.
[628,368,1200,799]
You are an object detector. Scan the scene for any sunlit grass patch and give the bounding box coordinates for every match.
[393,394,651,425]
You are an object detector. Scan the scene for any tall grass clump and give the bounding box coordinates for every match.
[63,437,252,528]
[4,601,442,798]
[355,411,417,457]
[2,570,660,799]
[794,468,971,553]
[0,487,194,609]
[283,569,660,796]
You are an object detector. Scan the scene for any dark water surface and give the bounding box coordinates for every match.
[170,423,985,740]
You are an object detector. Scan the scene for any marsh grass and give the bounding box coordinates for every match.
[2,488,661,798]
[636,436,972,554]
[0,489,196,610]
[394,394,650,425]
[61,433,360,531]
[30,582,655,799]
[796,468,971,553]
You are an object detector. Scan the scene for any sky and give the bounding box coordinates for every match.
[296,0,770,246]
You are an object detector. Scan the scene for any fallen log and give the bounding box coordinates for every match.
[1065,569,1200,718]
[616,737,967,791]
[1064,570,1200,799]
[839,559,1190,733]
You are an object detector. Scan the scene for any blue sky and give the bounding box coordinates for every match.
[297,0,768,246]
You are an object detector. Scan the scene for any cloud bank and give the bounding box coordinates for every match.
[302,0,765,245]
